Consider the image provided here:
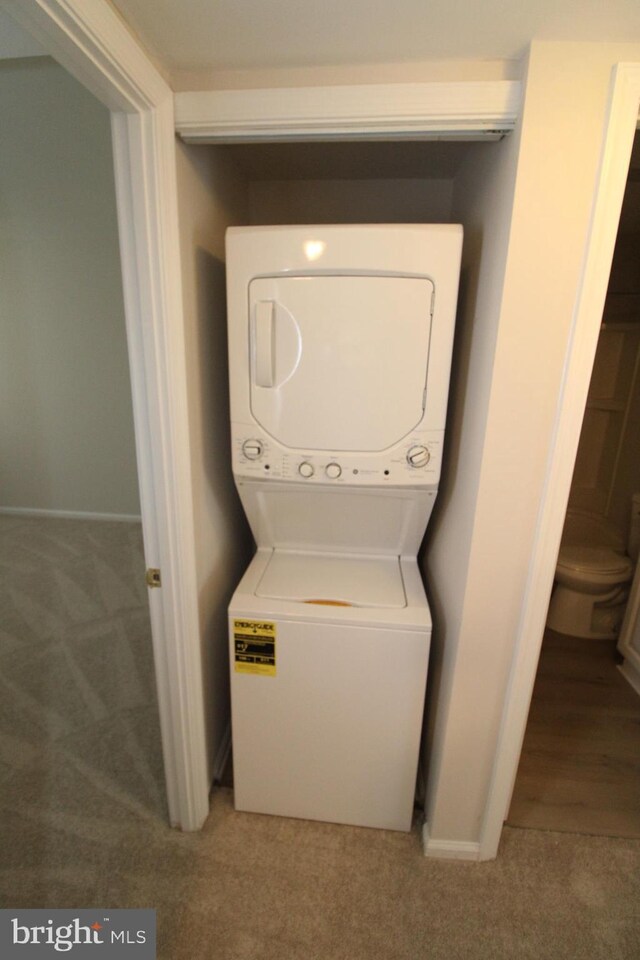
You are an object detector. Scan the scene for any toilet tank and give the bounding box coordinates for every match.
[562,510,625,552]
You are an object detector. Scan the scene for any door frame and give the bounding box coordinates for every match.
[479,62,640,860]
[3,0,210,830]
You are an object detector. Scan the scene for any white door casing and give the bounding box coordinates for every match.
[478,62,640,861]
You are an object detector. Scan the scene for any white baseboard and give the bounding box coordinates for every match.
[618,659,640,698]
[422,822,482,861]
[0,506,142,523]
[212,722,232,785]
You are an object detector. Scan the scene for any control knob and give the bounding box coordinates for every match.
[406,444,431,468]
[298,461,314,478]
[242,439,264,460]
[325,462,342,480]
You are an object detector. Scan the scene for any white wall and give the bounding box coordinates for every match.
[0,58,140,517]
[422,41,640,848]
[175,140,254,780]
[420,130,523,839]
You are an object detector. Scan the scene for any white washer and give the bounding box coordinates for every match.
[229,550,430,832]
[226,225,462,831]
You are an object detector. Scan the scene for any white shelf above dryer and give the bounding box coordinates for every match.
[175,80,521,143]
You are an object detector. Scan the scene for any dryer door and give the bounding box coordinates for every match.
[249,275,433,452]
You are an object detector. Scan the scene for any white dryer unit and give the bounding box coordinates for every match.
[226,225,462,832]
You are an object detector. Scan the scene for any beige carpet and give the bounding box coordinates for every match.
[2,517,640,958]
[1,786,639,959]
[0,514,167,831]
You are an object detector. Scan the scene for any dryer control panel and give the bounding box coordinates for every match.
[231,423,443,487]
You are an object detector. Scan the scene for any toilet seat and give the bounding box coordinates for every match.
[558,545,633,578]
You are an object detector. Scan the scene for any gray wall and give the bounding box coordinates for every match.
[248,177,454,224]
[0,58,140,517]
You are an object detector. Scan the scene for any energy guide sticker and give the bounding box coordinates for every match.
[234,619,276,676]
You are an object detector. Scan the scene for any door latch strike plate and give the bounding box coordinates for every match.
[146,568,161,588]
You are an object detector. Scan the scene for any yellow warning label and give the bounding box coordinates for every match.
[233,619,276,676]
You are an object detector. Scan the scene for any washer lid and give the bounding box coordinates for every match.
[248,274,433,452]
[255,550,407,608]
[558,545,633,576]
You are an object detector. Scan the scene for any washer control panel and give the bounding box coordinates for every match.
[232,424,444,486]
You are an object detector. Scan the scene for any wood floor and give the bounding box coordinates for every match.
[508,629,640,838]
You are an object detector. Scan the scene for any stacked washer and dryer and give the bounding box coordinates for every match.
[226,225,462,832]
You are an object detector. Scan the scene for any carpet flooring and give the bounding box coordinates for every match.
[0,514,167,833]
[1,517,639,958]
[1,787,639,960]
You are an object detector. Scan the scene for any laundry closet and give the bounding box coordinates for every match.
[173,130,520,807]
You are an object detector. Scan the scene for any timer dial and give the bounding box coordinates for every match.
[325,463,342,480]
[242,439,264,460]
[406,444,431,468]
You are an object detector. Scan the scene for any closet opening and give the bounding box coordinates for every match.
[174,131,515,811]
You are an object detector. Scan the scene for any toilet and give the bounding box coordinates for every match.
[547,504,640,640]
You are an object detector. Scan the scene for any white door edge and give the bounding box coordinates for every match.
[478,62,640,861]
[3,0,210,831]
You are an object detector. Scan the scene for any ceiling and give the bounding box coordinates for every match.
[112,0,640,79]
